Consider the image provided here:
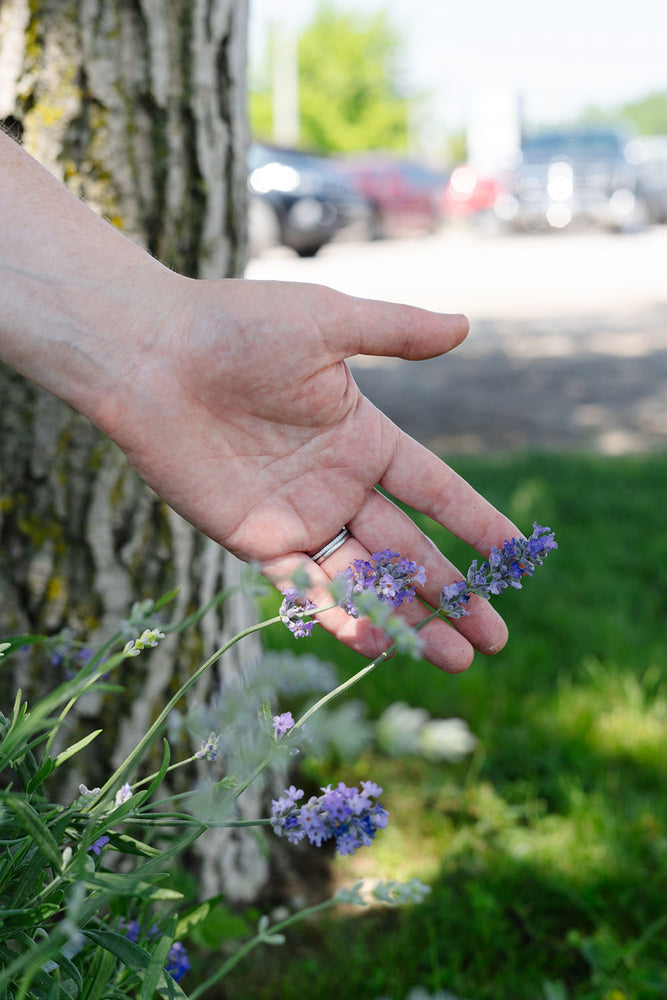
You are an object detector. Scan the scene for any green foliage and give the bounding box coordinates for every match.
[620,90,667,134]
[250,2,412,152]
[0,589,288,998]
[579,88,667,135]
[241,452,667,1000]
[0,571,435,997]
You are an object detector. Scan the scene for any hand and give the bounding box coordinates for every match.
[0,132,519,671]
[93,275,520,672]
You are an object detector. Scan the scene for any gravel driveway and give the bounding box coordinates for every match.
[246,226,667,454]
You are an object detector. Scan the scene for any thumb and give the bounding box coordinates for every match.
[319,289,469,361]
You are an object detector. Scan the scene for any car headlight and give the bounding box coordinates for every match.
[249,163,301,194]
[547,161,573,201]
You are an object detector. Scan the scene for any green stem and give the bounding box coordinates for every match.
[294,606,441,732]
[89,616,282,813]
[294,650,391,731]
[131,755,198,791]
[188,897,339,999]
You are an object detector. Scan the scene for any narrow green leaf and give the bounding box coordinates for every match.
[152,588,180,613]
[1,902,62,930]
[83,930,188,1000]
[78,869,183,901]
[139,738,172,802]
[25,757,56,794]
[107,832,161,858]
[4,797,62,870]
[79,946,116,1000]
[52,950,83,992]
[46,980,61,1000]
[54,730,103,769]
[175,901,211,939]
[140,916,175,1000]
[0,635,49,661]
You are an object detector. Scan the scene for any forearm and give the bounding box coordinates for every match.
[0,131,180,426]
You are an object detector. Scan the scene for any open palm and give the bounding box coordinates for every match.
[97,276,520,671]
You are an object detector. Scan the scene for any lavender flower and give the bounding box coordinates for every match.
[118,921,189,983]
[439,580,470,618]
[279,588,318,638]
[88,835,110,856]
[439,523,557,618]
[272,711,295,736]
[165,941,190,982]
[271,780,389,856]
[114,782,133,807]
[195,732,220,761]
[338,550,426,619]
[123,627,166,657]
[118,918,141,942]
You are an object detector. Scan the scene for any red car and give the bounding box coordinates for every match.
[441,164,506,222]
[333,155,446,238]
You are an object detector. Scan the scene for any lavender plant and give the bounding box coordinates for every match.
[0,524,555,998]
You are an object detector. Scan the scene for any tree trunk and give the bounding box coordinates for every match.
[0,0,279,903]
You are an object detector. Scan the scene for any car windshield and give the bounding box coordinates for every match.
[249,145,318,170]
[521,133,623,164]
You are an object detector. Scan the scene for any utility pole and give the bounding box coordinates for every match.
[271,19,300,147]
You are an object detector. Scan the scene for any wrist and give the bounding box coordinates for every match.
[0,132,188,429]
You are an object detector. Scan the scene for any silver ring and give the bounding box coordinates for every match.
[310,526,351,564]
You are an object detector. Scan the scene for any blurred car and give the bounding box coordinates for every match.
[248,143,370,257]
[440,163,507,224]
[626,134,667,223]
[495,127,647,232]
[332,155,446,238]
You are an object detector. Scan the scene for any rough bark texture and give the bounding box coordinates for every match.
[0,0,281,903]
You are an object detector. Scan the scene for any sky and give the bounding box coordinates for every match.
[248,0,667,142]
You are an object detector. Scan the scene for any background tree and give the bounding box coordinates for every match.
[0,0,279,902]
[249,1,412,153]
[617,90,667,134]
[579,89,667,134]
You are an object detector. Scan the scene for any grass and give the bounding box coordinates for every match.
[214,452,667,1000]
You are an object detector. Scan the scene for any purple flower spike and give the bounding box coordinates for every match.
[338,551,426,619]
[271,780,388,856]
[439,580,470,618]
[440,523,557,618]
[279,587,318,638]
[166,941,190,983]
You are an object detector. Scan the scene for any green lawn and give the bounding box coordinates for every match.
[217,453,667,1000]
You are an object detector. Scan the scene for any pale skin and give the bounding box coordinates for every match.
[0,131,520,671]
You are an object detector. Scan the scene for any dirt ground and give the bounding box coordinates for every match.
[246,226,667,455]
[349,305,667,455]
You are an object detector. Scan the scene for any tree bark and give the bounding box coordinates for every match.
[0,0,278,903]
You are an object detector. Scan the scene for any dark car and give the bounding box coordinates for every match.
[248,144,370,257]
[627,135,667,224]
[495,127,646,232]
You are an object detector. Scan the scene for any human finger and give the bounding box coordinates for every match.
[314,288,470,363]
[347,487,509,656]
[262,540,479,674]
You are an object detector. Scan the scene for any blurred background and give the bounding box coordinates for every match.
[229,3,667,1000]
[243,0,667,455]
[246,0,667,255]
